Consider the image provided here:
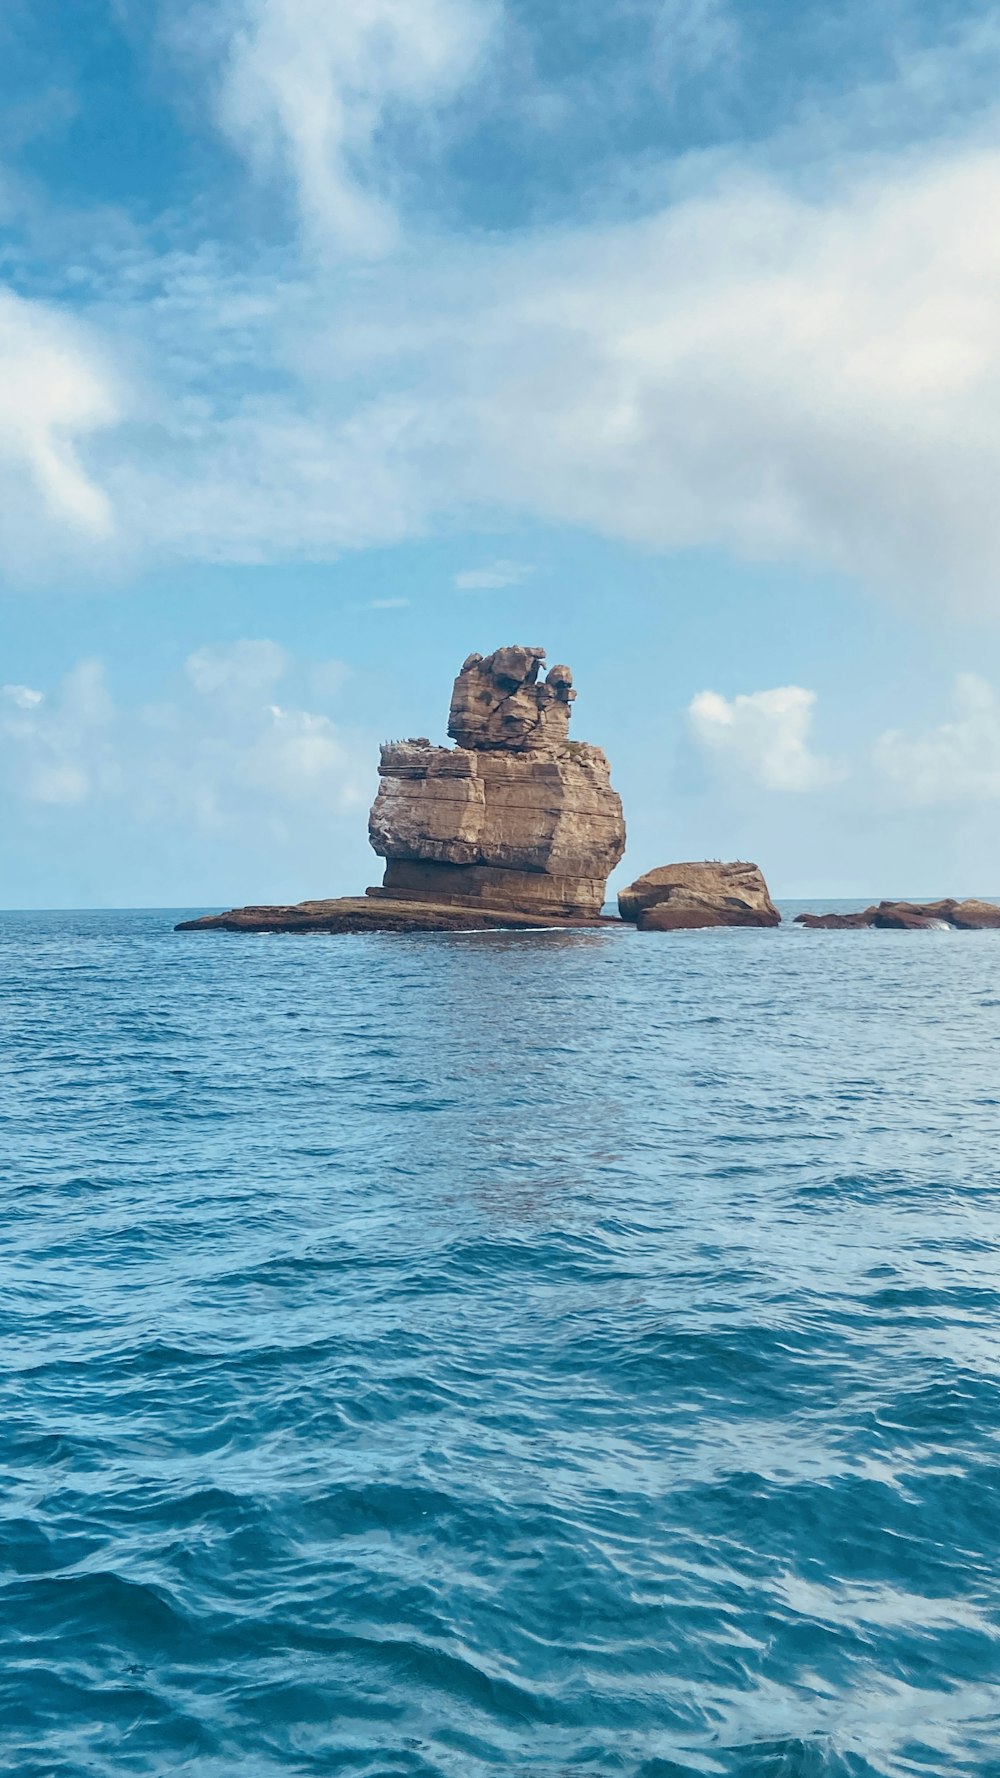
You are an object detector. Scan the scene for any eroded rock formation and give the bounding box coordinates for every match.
[367,647,625,919]
[796,899,1000,930]
[178,645,626,934]
[447,646,575,751]
[618,861,780,931]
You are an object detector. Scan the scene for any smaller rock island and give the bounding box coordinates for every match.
[796,899,1000,930]
[178,646,626,934]
[617,861,780,931]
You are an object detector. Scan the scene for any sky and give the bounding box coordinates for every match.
[4,0,1000,906]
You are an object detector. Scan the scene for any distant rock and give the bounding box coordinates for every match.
[795,898,1000,930]
[871,902,951,930]
[618,861,780,931]
[949,899,1000,928]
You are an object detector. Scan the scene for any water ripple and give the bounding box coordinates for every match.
[2,908,999,1775]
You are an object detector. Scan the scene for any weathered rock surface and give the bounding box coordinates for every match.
[177,644,626,934]
[368,647,625,919]
[176,898,611,934]
[447,646,574,752]
[618,861,780,930]
[796,898,1000,931]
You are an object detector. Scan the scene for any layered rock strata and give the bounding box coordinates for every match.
[174,898,594,934]
[618,861,780,931]
[177,645,626,934]
[796,899,1000,930]
[367,647,625,919]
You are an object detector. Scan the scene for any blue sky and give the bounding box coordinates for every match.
[4,0,1000,906]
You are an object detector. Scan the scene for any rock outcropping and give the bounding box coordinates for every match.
[618,861,780,931]
[174,897,579,935]
[367,646,625,919]
[178,645,626,933]
[796,899,1000,930]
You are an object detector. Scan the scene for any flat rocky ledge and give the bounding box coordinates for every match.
[175,897,619,934]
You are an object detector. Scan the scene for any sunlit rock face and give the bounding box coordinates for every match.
[368,647,625,919]
[618,861,780,930]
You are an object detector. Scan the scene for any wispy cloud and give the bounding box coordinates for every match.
[0,642,367,826]
[0,287,120,575]
[11,10,1000,615]
[215,0,499,255]
[0,661,116,805]
[875,673,1000,805]
[454,560,533,591]
[75,133,1000,611]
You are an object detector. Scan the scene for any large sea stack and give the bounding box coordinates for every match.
[368,647,625,921]
[177,646,625,933]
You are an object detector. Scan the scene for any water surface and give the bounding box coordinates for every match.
[2,908,999,1776]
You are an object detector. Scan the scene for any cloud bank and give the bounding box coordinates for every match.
[7,5,1000,613]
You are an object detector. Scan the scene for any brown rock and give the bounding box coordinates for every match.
[447,647,575,752]
[637,894,777,932]
[175,897,614,934]
[794,897,1000,930]
[949,899,1000,929]
[368,647,625,919]
[619,861,780,928]
[794,909,875,929]
[870,900,952,929]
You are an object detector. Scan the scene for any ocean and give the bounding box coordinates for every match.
[2,907,999,1777]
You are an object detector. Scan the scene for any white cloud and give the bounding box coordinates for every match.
[688,685,840,792]
[2,684,44,710]
[84,130,1000,610]
[0,287,120,572]
[185,638,290,699]
[875,673,1000,804]
[0,643,367,826]
[442,142,1000,603]
[242,704,360,804]
[216,0,498,255]
[15,24,1000,610]
[0,659,116,805]
[454,559,533,591]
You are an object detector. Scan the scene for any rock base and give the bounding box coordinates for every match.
[371,859,610,920]
[175,897,619,935]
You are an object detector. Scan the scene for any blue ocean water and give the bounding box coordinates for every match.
[2,907,1000,1778]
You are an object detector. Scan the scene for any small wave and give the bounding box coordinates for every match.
[3,908,1000,1776]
